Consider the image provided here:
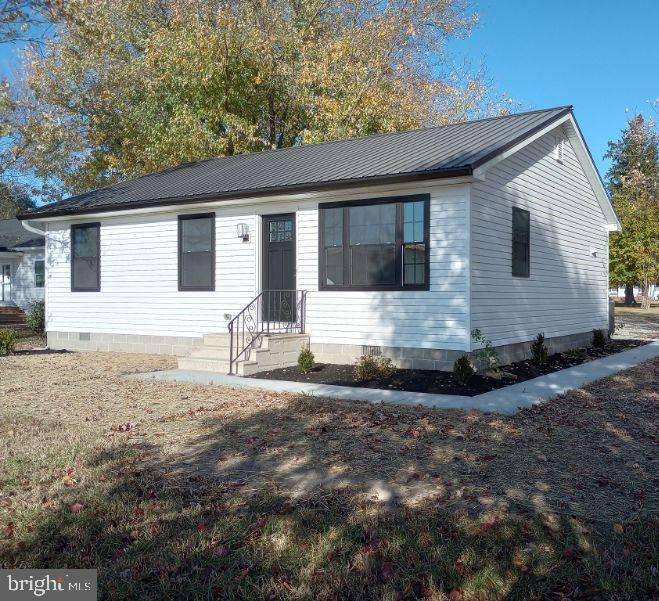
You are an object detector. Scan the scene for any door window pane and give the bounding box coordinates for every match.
[269,219,293,242]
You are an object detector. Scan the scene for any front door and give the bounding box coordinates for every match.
[262,214,296,323]
[1,264,10,304]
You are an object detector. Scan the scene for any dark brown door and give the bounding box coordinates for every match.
[262,214,296,322]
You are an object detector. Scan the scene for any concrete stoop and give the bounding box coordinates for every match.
[177,332,309,375]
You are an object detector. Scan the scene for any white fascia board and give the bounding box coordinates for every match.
[24,175,474,224]
[473,113,621,231]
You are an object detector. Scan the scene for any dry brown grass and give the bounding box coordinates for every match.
[2,351,657,522]
[1,351,658,599]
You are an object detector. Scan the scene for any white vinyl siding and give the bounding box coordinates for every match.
[45,182,470,349]
[470,127,610,347]
[6,249,45,310]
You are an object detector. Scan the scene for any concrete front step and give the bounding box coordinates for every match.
[177,332,309,375]
[177,356,231,373]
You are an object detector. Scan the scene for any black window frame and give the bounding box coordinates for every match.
[511,206,530,278]
[71,222,101,292]
[318,194,430,291]
[34,259,45,288]
[178,212,216,292]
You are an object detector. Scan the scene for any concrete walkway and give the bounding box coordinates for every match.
[128,341,659,414]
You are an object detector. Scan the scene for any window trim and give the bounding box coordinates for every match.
[318,194,430,291]
[70,222,101,292]
[511,206,530,278]
[34,259,45,288]
[178,212,216,292]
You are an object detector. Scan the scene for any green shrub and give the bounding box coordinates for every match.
[297,345,315,373]
[530,333,548,365]
[26,300,45,334]
[471,328,500,372]
[453,355,475,386]
[592,329,607,348]
[355,355,394,381]
[0,329,17,356]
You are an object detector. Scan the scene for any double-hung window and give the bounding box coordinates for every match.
[71,223,100,291]
[178,213,215,291]
[319,194,429,290]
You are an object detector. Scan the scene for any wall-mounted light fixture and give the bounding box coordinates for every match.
[237,223,250,241]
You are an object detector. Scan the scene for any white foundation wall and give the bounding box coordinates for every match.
[45,182,470,350]
[470,127,610,348]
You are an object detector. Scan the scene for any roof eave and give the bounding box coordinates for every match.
[18,166,473,220]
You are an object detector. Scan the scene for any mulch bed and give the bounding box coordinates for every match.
[249,339,647,396]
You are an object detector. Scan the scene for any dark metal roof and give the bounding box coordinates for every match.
[0,218,44,250]
[21,106,572,219]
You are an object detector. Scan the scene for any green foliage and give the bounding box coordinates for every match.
[26,300,45,334]
[530,333,548,365]
[2,0,509,201]
[297,345,315,374]
[592,329,607,348]
[0,328,17,355]
[606,115,659,309]
[471,328,500,372]
[354,355,394,382]
[453,355,475,386]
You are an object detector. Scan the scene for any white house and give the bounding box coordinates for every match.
[0,218,45,311]
[19,106,620,373]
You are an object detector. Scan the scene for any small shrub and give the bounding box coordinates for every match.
[355,355,394,381]
[453,355,475,386]
[530,333,549,365]
[26,300,45,334]
[0,329,17,356]
[592,329,607,348]
[297,345,315,373]
[471,328,500,372]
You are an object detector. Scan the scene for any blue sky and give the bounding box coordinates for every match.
[1,0,657,187]
[451,0,659,175]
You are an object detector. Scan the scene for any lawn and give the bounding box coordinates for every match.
[1,351,658,600]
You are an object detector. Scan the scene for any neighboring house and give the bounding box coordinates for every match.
[0,218,45,310]
[19,106,620,373]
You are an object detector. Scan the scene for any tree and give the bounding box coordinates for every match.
[0,0,50,44]
[606,115,659,309]
[0,180,35,218]
[1,0,508,201]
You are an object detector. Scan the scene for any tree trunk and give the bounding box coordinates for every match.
[624,284,636,305]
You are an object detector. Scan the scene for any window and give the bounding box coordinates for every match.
[178,213,215,291]
[71,223,100,291]
[512,207,530,278]
[319,195,429,290]
[34,259,45,288]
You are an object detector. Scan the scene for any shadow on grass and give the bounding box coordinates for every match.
[1,365,658,599]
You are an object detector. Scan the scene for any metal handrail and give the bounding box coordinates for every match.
[227,289,307,374]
